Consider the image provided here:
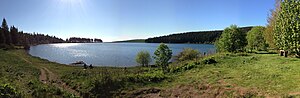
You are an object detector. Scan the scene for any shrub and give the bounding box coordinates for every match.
[136,50,151,67]
[201,57,217,64]
[0,84,21,98]
[176,48,201,61]
[89,70,123,97]
[169,62,201,73]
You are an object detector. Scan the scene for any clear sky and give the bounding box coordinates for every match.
[0,0,275,42]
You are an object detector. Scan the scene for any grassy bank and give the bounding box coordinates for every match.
[1,49,300,97]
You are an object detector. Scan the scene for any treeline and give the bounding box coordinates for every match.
[145,27,253,44]
[66,37,103,43]
[0,18,64,49]
[216,0,300,56]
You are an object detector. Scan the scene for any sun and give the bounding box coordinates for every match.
[58,0,83,4]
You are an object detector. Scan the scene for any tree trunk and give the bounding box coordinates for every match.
[284,51,288,57]
[280,50,284,56]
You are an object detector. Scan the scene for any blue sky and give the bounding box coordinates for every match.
[0,0,275,42]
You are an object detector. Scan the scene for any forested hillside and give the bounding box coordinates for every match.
[66,37,103,43]
[145,26,253,44]
[0,18,64,49]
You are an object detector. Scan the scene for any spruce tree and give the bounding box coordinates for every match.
[10,26,19,45]
[2,18,12,45]
[0,27,5,44]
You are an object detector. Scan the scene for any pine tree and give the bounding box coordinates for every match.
[10,26,19,45]
[0,27,5,44]
[2,18,12,45]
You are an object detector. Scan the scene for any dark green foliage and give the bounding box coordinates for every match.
[127,70,167,83]
[0,84,21,98]
[10,26,19,45]
[145,27,252,44]
[0,27,5,45]
[246,26,268,51]
[89,71,123,97]
[146,30,222,44]
[0,19,65,49]
[274,0,300,55]
[2,18,12,45]
[169,62,200,73]
[1,19,9,31]
[28,80,72,97]
[113,39,145,43]
[1,18,11,45]
[154,43,172,73]
[215,25,247,52]
[176,48,201,61]
[136,50,151,66]
[66,37,102,43]
[201,57,217,64]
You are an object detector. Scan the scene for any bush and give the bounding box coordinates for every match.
[136,50,151,67]
[176,48,201,61]
[89,70,123,97]
[201,57,217,64]
[0,84,21,98]
[169,62,201,73]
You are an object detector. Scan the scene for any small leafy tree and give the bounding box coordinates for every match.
[154,43,172,72]
[215,25,247,52]
[246,26,268,51]
[135,50,151,67]
[176,48,201,61]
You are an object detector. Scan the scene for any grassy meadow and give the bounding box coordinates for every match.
[1,49,300,97]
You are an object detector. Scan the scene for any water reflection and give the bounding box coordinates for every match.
[51,43,79,48]
[29,43,215,67]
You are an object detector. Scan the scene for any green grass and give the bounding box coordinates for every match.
[166,53,300,97]
[0,49,74,97]
[2,49,300,97]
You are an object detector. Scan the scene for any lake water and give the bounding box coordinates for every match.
[29,43,215,67]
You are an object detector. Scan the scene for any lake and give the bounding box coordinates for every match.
[29,43,216,67]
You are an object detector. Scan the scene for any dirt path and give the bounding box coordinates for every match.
[289,92,300,96]
[14,52,81,97]
[41,67,81,97]
[39,68,47,84]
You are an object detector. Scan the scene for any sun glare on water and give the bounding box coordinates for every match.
[51,43,79,48]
